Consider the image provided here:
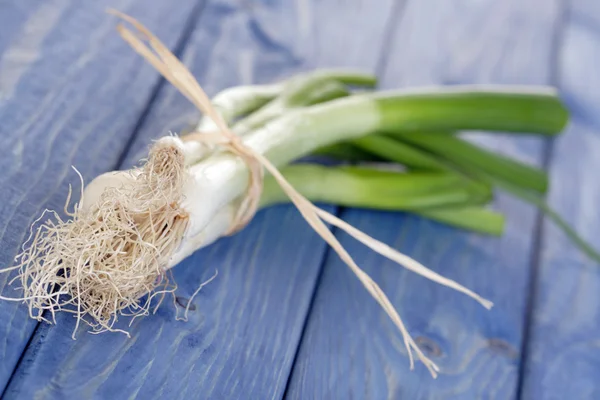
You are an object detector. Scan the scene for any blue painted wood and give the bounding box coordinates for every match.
[521,1,600,398]
[0,0,54,74]
[285,1,562,398]
[0,0,203,394]
[3,0,397,399]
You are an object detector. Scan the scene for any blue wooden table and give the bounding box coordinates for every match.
[0,0,599,398]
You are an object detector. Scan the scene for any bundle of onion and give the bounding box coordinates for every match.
[2,11,594,378]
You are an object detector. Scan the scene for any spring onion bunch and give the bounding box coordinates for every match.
[1,11,595,377]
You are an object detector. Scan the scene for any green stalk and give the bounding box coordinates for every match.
[233,79,351,134]
[310,142,385,163]
[376,86,568,135]
[209,83,283,124]
[386,131,549,193]
[351,135,448,170]
[415,206,505,236]
[190,83,282,135]
[255,86,567,168]
[497,181,600,263]
[260,164,492,209]
[198,69,376,131]
[375,134,600,262]
[290,68,378,88]
[369,134,600,262]
[259,164,503,235]
[232,69,377,134]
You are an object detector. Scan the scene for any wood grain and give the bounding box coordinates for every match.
[3,0,398,399]
[0,0,203,394]
[284,0,562,399]
[520,0,600,398]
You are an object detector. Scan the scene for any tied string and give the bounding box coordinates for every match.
[180,131,263,235]
[109,10,493,378]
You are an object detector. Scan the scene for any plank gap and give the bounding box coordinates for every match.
[0,321,43,399]
[515,0,569,397]
[281,227,337,399]
[374,0,412,80]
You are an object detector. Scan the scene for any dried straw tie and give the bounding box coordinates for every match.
[109,9,493,378]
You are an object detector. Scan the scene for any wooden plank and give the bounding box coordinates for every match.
[3,0,398,399]
[520,1,600,398]
[285,1,561,398]
[0,0,203,394]
[0,0,55,76]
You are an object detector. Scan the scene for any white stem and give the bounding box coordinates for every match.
[168,202,236,267]
[196,83,282,132]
